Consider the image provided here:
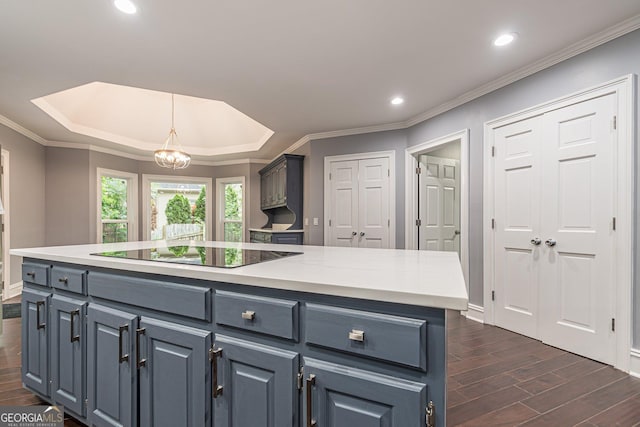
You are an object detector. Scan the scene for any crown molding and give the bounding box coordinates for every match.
[0,114,48,145]
[281,13,640,155]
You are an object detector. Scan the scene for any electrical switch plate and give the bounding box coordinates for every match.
[313,218,319,226]
[305,218,309,226]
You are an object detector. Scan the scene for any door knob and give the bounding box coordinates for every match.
[545,238,557,247]
[351,231,357,237]
[454,230,461,235]
[359,232,365,237]
[530,237,541,246]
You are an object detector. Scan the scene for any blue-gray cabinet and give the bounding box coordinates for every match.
[213,335,299,427]
[21,287,51,397]
[303,358,426,427]
[87,304,138,427]
[138,317,212,427]
[51,295,87,416]
[20,259,445,426]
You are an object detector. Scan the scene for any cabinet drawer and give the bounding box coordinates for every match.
[215,291,298,340]
[51,266,87,294]
[22,262,51,287]
[305,303,427,369]
[88,272,211,321]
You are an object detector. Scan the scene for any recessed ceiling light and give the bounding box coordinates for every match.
[391,97,404,105]
[494,33,517,47]
[114,0,137,14]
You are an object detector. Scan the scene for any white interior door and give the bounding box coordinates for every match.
[329,160,359,247]
[358,157,390,248]
[492,93,616,365]
[419,156,460,253]
[537,94,616,364]
[327,157,391,249]
[493,116,543,339]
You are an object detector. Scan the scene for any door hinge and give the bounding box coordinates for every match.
[208,346,215,362]
[388,219,390,227]
[416,167,421,175]
[612,318,615,332]
[1,224,3,233]
[85,399,88,409]
[426,401,435,427]
[329,219,332,227]
[613,217,616,231]
[297,367,304,391]
[491,218,495,229]
[491,146,495,157]
[613,115,617,130]
[416,219,422,227]
[492,290,495,301]
[388,169,390,177]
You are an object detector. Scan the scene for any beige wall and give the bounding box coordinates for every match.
[0,124,47,287]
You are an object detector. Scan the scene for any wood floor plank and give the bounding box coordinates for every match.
[579,393,640,427]
[515,372,567,395]
[447,385,532,426]
[455,402,539,427]
[451,353,541,385]
[521,366,627,414]
[456,373,520,401]
[508,352,584,382]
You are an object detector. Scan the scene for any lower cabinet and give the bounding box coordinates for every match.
[303,358,427,427]
[213,335,299,427]
[138,317,212,427]
[22,287,51,397]
[51,295,87,416]
[87,304,138,427]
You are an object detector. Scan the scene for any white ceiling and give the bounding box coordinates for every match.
[1,1,639,162]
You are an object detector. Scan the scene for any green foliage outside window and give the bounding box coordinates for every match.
[194,187,206,223]
[225,184,241,220]
[165,194,192,225]
[101,177,127,220]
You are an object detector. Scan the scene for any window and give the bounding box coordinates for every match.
[216,177,245,242]
[142,175,212,241]
[97,169,138,243]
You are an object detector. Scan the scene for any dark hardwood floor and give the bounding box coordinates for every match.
[1,311,639,425]
[447,310,640,426]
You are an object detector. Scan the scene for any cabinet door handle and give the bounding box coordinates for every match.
[36,300,46,330]
[210,347,223,398]
[241,310,255,321]
[348,329,365,342]
[58,277,69,285]
[306,374,317,427]
[136,328,147,369]
[118,325,129,363]
[70,309,80,342]
[26,271,36,279]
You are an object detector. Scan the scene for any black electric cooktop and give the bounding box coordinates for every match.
[92,245,302,268]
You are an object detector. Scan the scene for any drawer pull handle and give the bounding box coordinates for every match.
[210,347,223,398]
[70,309,80,342]
[306,374,316,427]
[118,325,129,363]
[36,300,46,330]
[136,328,147,369]
[26,272,36,279]
[348,329,365,342]
[58,277,69,285]
[241,310,256,321]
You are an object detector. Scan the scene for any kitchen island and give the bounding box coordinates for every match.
[12,241,467,427]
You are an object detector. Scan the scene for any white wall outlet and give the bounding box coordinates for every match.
[304,218,309,226]
[313,218,319,226]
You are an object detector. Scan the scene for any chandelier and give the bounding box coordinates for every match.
[154,94,191,170]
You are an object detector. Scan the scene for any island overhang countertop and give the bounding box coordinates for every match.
[11,241,468,310]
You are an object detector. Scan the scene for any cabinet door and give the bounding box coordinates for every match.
[138,317,212,427]
[87,304,138,427]
[304,357,426,427]
[51,295,87,416]
[260,174,267,209]
[275,163,287,206]
[265,170,274,207]
[21,287,51,397]
[214,335,299,427]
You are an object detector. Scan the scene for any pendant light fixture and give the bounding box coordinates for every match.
[154,94,191,170]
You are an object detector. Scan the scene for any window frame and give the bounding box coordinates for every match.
[141,174,213,241]
[216,176,246,242]
[96,168,139,243]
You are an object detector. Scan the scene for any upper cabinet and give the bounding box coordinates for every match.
[259,154,304,230]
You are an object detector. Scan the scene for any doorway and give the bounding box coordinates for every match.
[405,130,469,293]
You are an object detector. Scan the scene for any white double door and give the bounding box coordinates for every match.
[494,93,616,365]
[418,155,460,254]
[328,157,390,248]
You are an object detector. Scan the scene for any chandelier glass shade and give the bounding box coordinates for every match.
[154,94,191,170]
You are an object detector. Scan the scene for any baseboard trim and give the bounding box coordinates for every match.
[462,303,484,324]
[630,349,640,378]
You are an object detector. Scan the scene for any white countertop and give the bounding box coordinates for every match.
[11,241,468,310]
